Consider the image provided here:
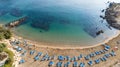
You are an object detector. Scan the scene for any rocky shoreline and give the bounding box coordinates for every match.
[105,2,120,30]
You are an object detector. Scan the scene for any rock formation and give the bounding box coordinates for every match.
[105,2,120,30]
[5,16,27,28]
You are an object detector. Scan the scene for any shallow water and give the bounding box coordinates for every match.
[0,0,120,47]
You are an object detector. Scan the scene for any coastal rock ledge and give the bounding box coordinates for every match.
[105,2,120,30]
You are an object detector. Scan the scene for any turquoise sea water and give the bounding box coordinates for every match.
[0,0,120,47]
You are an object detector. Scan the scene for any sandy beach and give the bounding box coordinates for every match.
[0,29,119,67]
[1,1,120,67]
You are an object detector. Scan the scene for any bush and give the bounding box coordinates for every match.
[0,43,14,67]
[0,27,12,40]
[0,43,5,52]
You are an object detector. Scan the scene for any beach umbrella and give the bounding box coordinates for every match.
[114,46,118,51]
[17,47,22,52]
[58,55,64,61]
[48,61,54,66]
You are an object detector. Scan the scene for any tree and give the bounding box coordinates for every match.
[0,43,6,52]
[0,27,12,40]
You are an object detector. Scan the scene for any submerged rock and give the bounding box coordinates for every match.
[9,8,23,17]
[29,13,57,31]
[59,19,70,25]
[83,26,104,38]
[96,30,104,35]
[31,19,50,31]
[105,2,120,30]
[0,9,8,16]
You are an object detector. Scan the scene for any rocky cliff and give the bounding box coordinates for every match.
[105,2,120,29]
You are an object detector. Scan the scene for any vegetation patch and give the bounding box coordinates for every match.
[0,43,14,67]
[0,26,12,40]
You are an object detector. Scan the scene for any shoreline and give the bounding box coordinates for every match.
[2,24,120,67]
[13,30,120,49]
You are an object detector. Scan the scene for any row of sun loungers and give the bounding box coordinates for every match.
[47,50,116,67]
[49,61,85,67]
[10,39,117,67]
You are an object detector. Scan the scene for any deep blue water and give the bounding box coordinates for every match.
[0,0,119,47]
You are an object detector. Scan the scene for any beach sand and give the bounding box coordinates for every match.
[0,30,120,67]
[2,30,119,67]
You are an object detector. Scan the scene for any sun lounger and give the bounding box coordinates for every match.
[94,59,100,64]
[19,59,25,64]
[103,57,107,61]
[47,56,51,61]
[100,57,104,61]
[103,44,110,51]
[73,61,78,67]
[30,50,35,55]
[51,55,55,60]
[70,58,75,62]
[64,64,67,67]
[79,62,85,67]
[74,56,77,61]
[104,54,110,58]
[80,54,83,58]
[88,60,93,66]
[110,51,116,56]
[56,62,62,67]
[99,50,105,54]
[37,52,42,56]
[84,55,90,60]
[89,53,95,57]
[34,56,39,61]
[95,51,100,55]
[21,50,26,56]
[64,62,70,67]
[67,61,70,65]
[66,56,70,61]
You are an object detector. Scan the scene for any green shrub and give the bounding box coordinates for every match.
[0,27,12,40]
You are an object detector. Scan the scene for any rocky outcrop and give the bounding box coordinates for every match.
[105,2,120,30]
[5,16,27,28]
